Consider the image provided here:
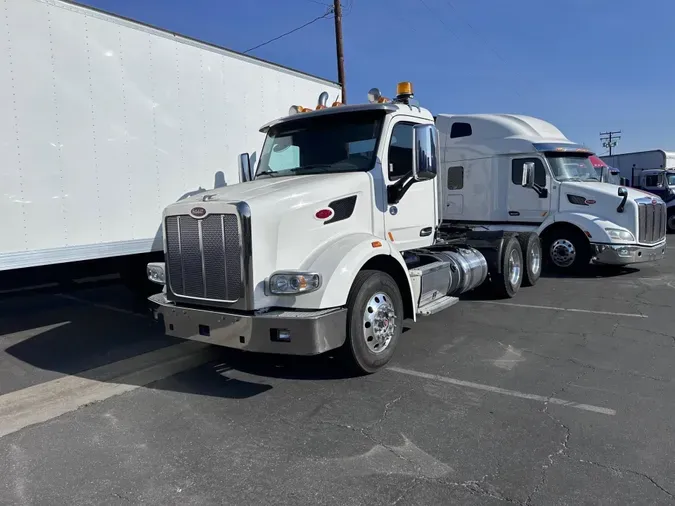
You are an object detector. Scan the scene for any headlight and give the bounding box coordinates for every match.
[604,228,635,242]
[147,262,166,285]
[268,272,321,295]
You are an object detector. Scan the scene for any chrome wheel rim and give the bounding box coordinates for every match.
[530,244,541,276]
[508,249,522,286]
[550,239,576,268]
[363,292,396,354]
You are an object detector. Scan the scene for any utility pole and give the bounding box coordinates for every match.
[600,130,621,156]
[333,0,347,103]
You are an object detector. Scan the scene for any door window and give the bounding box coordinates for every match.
[447,166,464,189]
[511,158,547,186]
[388,123,414,180]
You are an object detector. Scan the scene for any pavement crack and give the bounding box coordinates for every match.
[438,475,523,505]
[525,370,585,505]
[112,492,133,503]
[522,349,668,383]
[367,393,408,432]
[391,477,423,505]
[578,459,675,500]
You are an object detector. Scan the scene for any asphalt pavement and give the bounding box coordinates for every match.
[1,248,675,506]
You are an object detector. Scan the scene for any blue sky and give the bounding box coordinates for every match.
[77,0,673,154]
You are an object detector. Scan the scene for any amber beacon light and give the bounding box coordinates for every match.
[396,81,413,97]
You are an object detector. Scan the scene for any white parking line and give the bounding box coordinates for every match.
[474,301,647,318]
[0,283,59,295]
[56,293,144,318]
[0,341,213,439]
[72,273,120,284]
[388,367,616,416]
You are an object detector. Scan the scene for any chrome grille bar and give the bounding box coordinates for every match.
[165,213,242,303]
[637,201,667,244]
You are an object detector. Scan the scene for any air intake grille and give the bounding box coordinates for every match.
[165,214,242,301]
[637,201,667,244]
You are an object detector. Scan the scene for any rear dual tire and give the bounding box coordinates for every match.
[518,232,542,287]
[488,236,525,299]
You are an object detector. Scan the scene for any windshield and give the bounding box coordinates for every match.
[546,153,600,182]
[667,173,675,186]
[256,110,385,177]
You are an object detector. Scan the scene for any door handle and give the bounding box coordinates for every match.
[420,227,433,237]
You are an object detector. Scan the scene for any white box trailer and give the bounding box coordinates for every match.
[601,150,675,186]
[0,0,341,274]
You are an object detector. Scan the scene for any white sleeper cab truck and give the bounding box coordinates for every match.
[146,83,543,374]
[437,114,667,271]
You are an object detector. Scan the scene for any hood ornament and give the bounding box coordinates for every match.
[201,194,218,202]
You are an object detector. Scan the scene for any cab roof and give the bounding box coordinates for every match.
[435,113,592,156]
[259,102,434,133]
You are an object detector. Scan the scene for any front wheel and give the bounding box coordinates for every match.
[667,209,675,233]
[342,270,404,375]
[544,227,591,273]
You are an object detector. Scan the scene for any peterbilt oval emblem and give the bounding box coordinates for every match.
[190,206,207,218]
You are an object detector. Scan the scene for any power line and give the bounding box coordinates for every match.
[600,130,621,156]
[243,8,334,54]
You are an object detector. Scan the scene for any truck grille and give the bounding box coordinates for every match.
[165,214,242,302]
[638,201,667,244]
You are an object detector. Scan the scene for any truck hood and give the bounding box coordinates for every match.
[176,172,368,212]
[561,181,658,202]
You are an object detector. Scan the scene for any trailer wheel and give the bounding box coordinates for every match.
[341,270,404,375]
[517,233,542,287]
[544,226,591,273]
[489,236,523,299]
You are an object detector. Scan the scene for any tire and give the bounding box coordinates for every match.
[341,270,404,375]
[543,227,591,273]
[489,236,524,299]
[667,208,675,233]
[517,232,542,287]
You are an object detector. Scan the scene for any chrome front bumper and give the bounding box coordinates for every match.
[591,241,666,265]
[148,293,347,356]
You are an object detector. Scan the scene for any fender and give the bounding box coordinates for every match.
[299,233,416,319]
[543,211,629,243]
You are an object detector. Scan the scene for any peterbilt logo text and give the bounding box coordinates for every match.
[190,206,207,218]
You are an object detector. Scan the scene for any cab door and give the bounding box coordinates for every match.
[382,120,437,251]
[507,156,552,223]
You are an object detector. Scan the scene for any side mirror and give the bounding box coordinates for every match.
[521,162,535,188]
[617,186,628,213]
[239,153,253,182]
[411,124,439,182]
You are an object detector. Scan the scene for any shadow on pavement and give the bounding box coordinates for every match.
[540,265,640,279]
[1,286,383,401]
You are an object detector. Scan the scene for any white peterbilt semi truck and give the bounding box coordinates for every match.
[147,83,666,373]
[0,0,341,283]
[437,114,667,270]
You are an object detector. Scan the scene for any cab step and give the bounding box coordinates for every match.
[416,295,459,316]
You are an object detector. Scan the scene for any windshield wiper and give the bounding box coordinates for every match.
[255,170,283,178]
